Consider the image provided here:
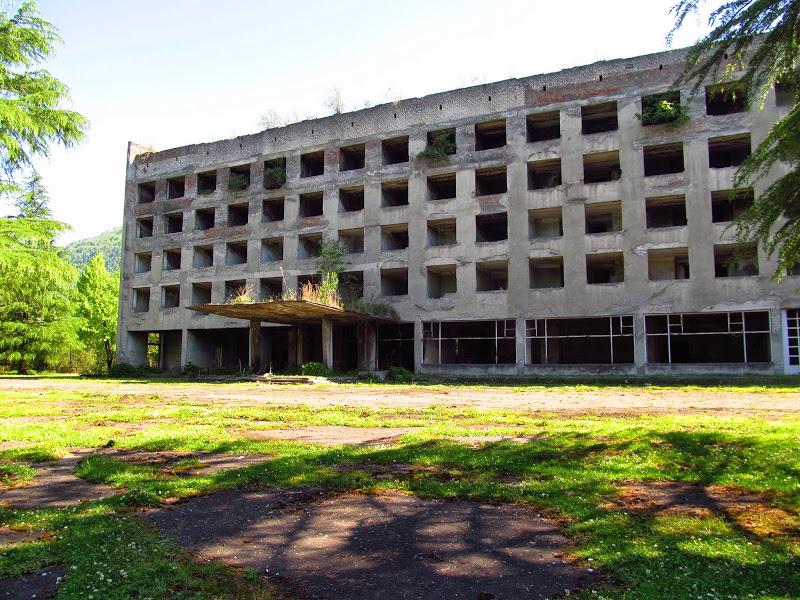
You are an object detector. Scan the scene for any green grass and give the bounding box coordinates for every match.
[0,384,798,599]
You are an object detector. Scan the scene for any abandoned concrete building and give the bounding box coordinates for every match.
[117,44,800,375]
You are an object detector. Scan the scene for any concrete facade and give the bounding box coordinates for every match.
[117,45,800,375]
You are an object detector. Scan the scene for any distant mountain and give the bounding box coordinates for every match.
[64,226,123,272]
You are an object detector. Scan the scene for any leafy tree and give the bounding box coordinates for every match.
[75,253,119,371]
[10,171,51,217]
[64,225,123,272]
[670,0,800,280]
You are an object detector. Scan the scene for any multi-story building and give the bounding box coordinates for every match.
[117,44,800,375]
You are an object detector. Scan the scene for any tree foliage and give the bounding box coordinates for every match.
[75,253,119,371]
[64,225,122,272]
[670,0,800,280]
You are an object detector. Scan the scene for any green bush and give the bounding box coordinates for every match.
[108,363,164,378]
[417,133,456,163]
[181,361,201,379]
[301,361,333,377]
[388,365,414,383]
[228,172,249,192]
[263,165,287,190]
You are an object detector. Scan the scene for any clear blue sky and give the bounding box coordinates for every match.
[5,0,712,243]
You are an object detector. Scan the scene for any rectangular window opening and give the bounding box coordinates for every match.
[340,144,365,171]
[228,165,251,192]
[584,151,621,184]
[262,198,285,223]
[381,268,408,296]
[263,158,287,190]
[197,171,217,195]
[475,166,507,196]
[775,75,798,107]
[260,277,282,301]
[224,280,247,303]
[298,233,322,259]
[581,101,618,134]
[426,128,457,155]
[526,111,560,142]
[193,245,214,268]
[427,218,457,247]
[136,217,153,238]
[644,142,684,176]
[162,285,180,308]
[427,172,456,201]
[648,247,690,281]
[225,241,248,266]
[528,207,563,238]
[525,316,634,365]
[475,120,506,151]
[300,150,325,177]
[339,186,365,213]
[138,182,156,204]
[640,91,682,126]
[476,260,508,292]
[528,158,562,190]
[194,207,215,231]
[708,133,751,168]
[706,82,747,115]
[191,282,212,305]
[427,264,457,299]
[338,228,364,254]
[163,248,181,271]
[381,180,409,207]
[165,212,183,234]
[382,136,409,165]
[711,188,755,222]
[298,192,324,218]
[167,177,185,200]
[227,203,249,227]
[646,195,687,228]
[585,201,622,234]
[381,224,409,251]
[476,212,508,243]
[714,243,758,277]
[132,287,150,313]
[529,257,565,289]
[260,237,284,262]
[134,252,151,273]
[587,252,624,284]
[423,320,516,365]
[340,271,364,302]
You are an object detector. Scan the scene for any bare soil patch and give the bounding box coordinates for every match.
[98,448,272,474]
[0,565,65,600]
[244,426,415,446]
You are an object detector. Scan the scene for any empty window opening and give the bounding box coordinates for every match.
[427,264,457,298]
[163,249,181,271]
[136,217,153,238]
[476,260,508,291]
[640,91,683,126]
[340,144,366,171]
[194,207,215,231]
[134,252,151,273]
[587,252,624,284]
[526,316,634,364]
[423,320,515,365]
[197,171,217,195]
[584,151,621,184]
[261,237,284,262]
[228,165,251,191]
[646,195,687,228]
[644,143,684,176]
[381,268,408,296]
[228,203,249,227]
[301,150,324,177]
[585,201,622,234]
[425,128,457,156]
[474,120,506,151]
[581,101,618,134]
[775,75,798,107]
[427,218,457,247]
[339,186,364,212]
[191,282,212,306]
[711,188,755,222]
[193,245,214,268]
[297,274,322,297]
[475,166,507,196]
[262,198,285,222]
[526,111,560,142]
[167,177,185,200]
[381,224,409,251]
[165,212,183,234]
[427,172,456,201]
[138,182,155,204]
[224,280,247,303]
[527,158,562,190]
[378,323,414,370]
[298,233,322,259]
[529,257,565,289]
[645,311,770,363]
[648,247,690,281]
[706,82,747,115]
[708,133,751,168]
[529,207,563,238]
[226,241,248,266]
[263,158,287,190]
[476,212,508,243]
[132,287,150,313]
[340,271,364,302]
[260,278,283,301]
[714,243,758,277]
[298,192,324,218]
[162,285,180,308]
[338,228,364,254]
[382,136,409,165]
[381,180,409,207]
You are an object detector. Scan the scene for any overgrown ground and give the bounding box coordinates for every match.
[0,376,799,599]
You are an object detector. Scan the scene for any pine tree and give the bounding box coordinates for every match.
[75,253,119,372]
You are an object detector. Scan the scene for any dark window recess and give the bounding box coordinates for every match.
[529,207,562,238]
[163,249,181,271]
[475,166,507,196]
[197,171,217,195]
[640,91,682,126]
[426,128,457,154]
[262,198,285,222]
[586,252,624,284]
[427,218,457,247]
[298,192,324,218]
[475,120,506,151]
[138,182,155,204]
[584,151,621,184]
[228,165,251,191]
[427,264,457,299]
[648,248,690,281]
[526,111,560,142]
[382,180,409,207]
[132,288,150,313]
[338,228,364,254]
[193,245,213,268]
[706,82,748,115]
[476,212,508,243]
[476,260,508,291]
[195,208,215,231]
[527,158,562,189]
[300,151,324,177]
[298,234,322,259]
[708,134,751,168]
[378,323,414,370]
[165,212,183,234]
[260,278,283,301]
[381,224,409,251]
[225,242,248,266]
[167,177,185,199]
[136,217,153,238]
[711,188,755,222]
[423,320,516,365]
[260,237,283,262]
[263,158,287,190]
[581,101,618,134]
[643,143,684,176]
[224,280,247,303]
[191,283,212,306]
[297,274,322,296]
[134,253,151,273]
[585,202,622,234]
[382,136,409,165]
[646,195,687,228]
[775,75,798,107]
[381,268,408,296]
[227,203,249,226]
[427,173,456,200]
[162,285,180,308]
[340,144,365,171]
[339,187,364,212]
[526,316,634,365]
[714,243,758,277]
[529,257,565,289]
[340,271,364,302]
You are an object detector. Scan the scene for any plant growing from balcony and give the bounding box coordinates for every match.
[417,133,456,163]
[263,164,287,190]
[635,98,690,128]
[228,172,249,192]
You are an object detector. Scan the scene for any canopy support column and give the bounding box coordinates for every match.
[249,319,261,374]
[322,315,333,370]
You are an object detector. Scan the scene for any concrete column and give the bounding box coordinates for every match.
[288,328,298,368]
[413,317,423,372]
[322,316,333,369]
[249,319,262,374]
[358,322,378,370]
[296,325,306,366]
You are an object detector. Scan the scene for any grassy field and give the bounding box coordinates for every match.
[0,380,798,599]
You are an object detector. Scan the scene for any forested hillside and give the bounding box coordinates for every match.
[64,226,123,272]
